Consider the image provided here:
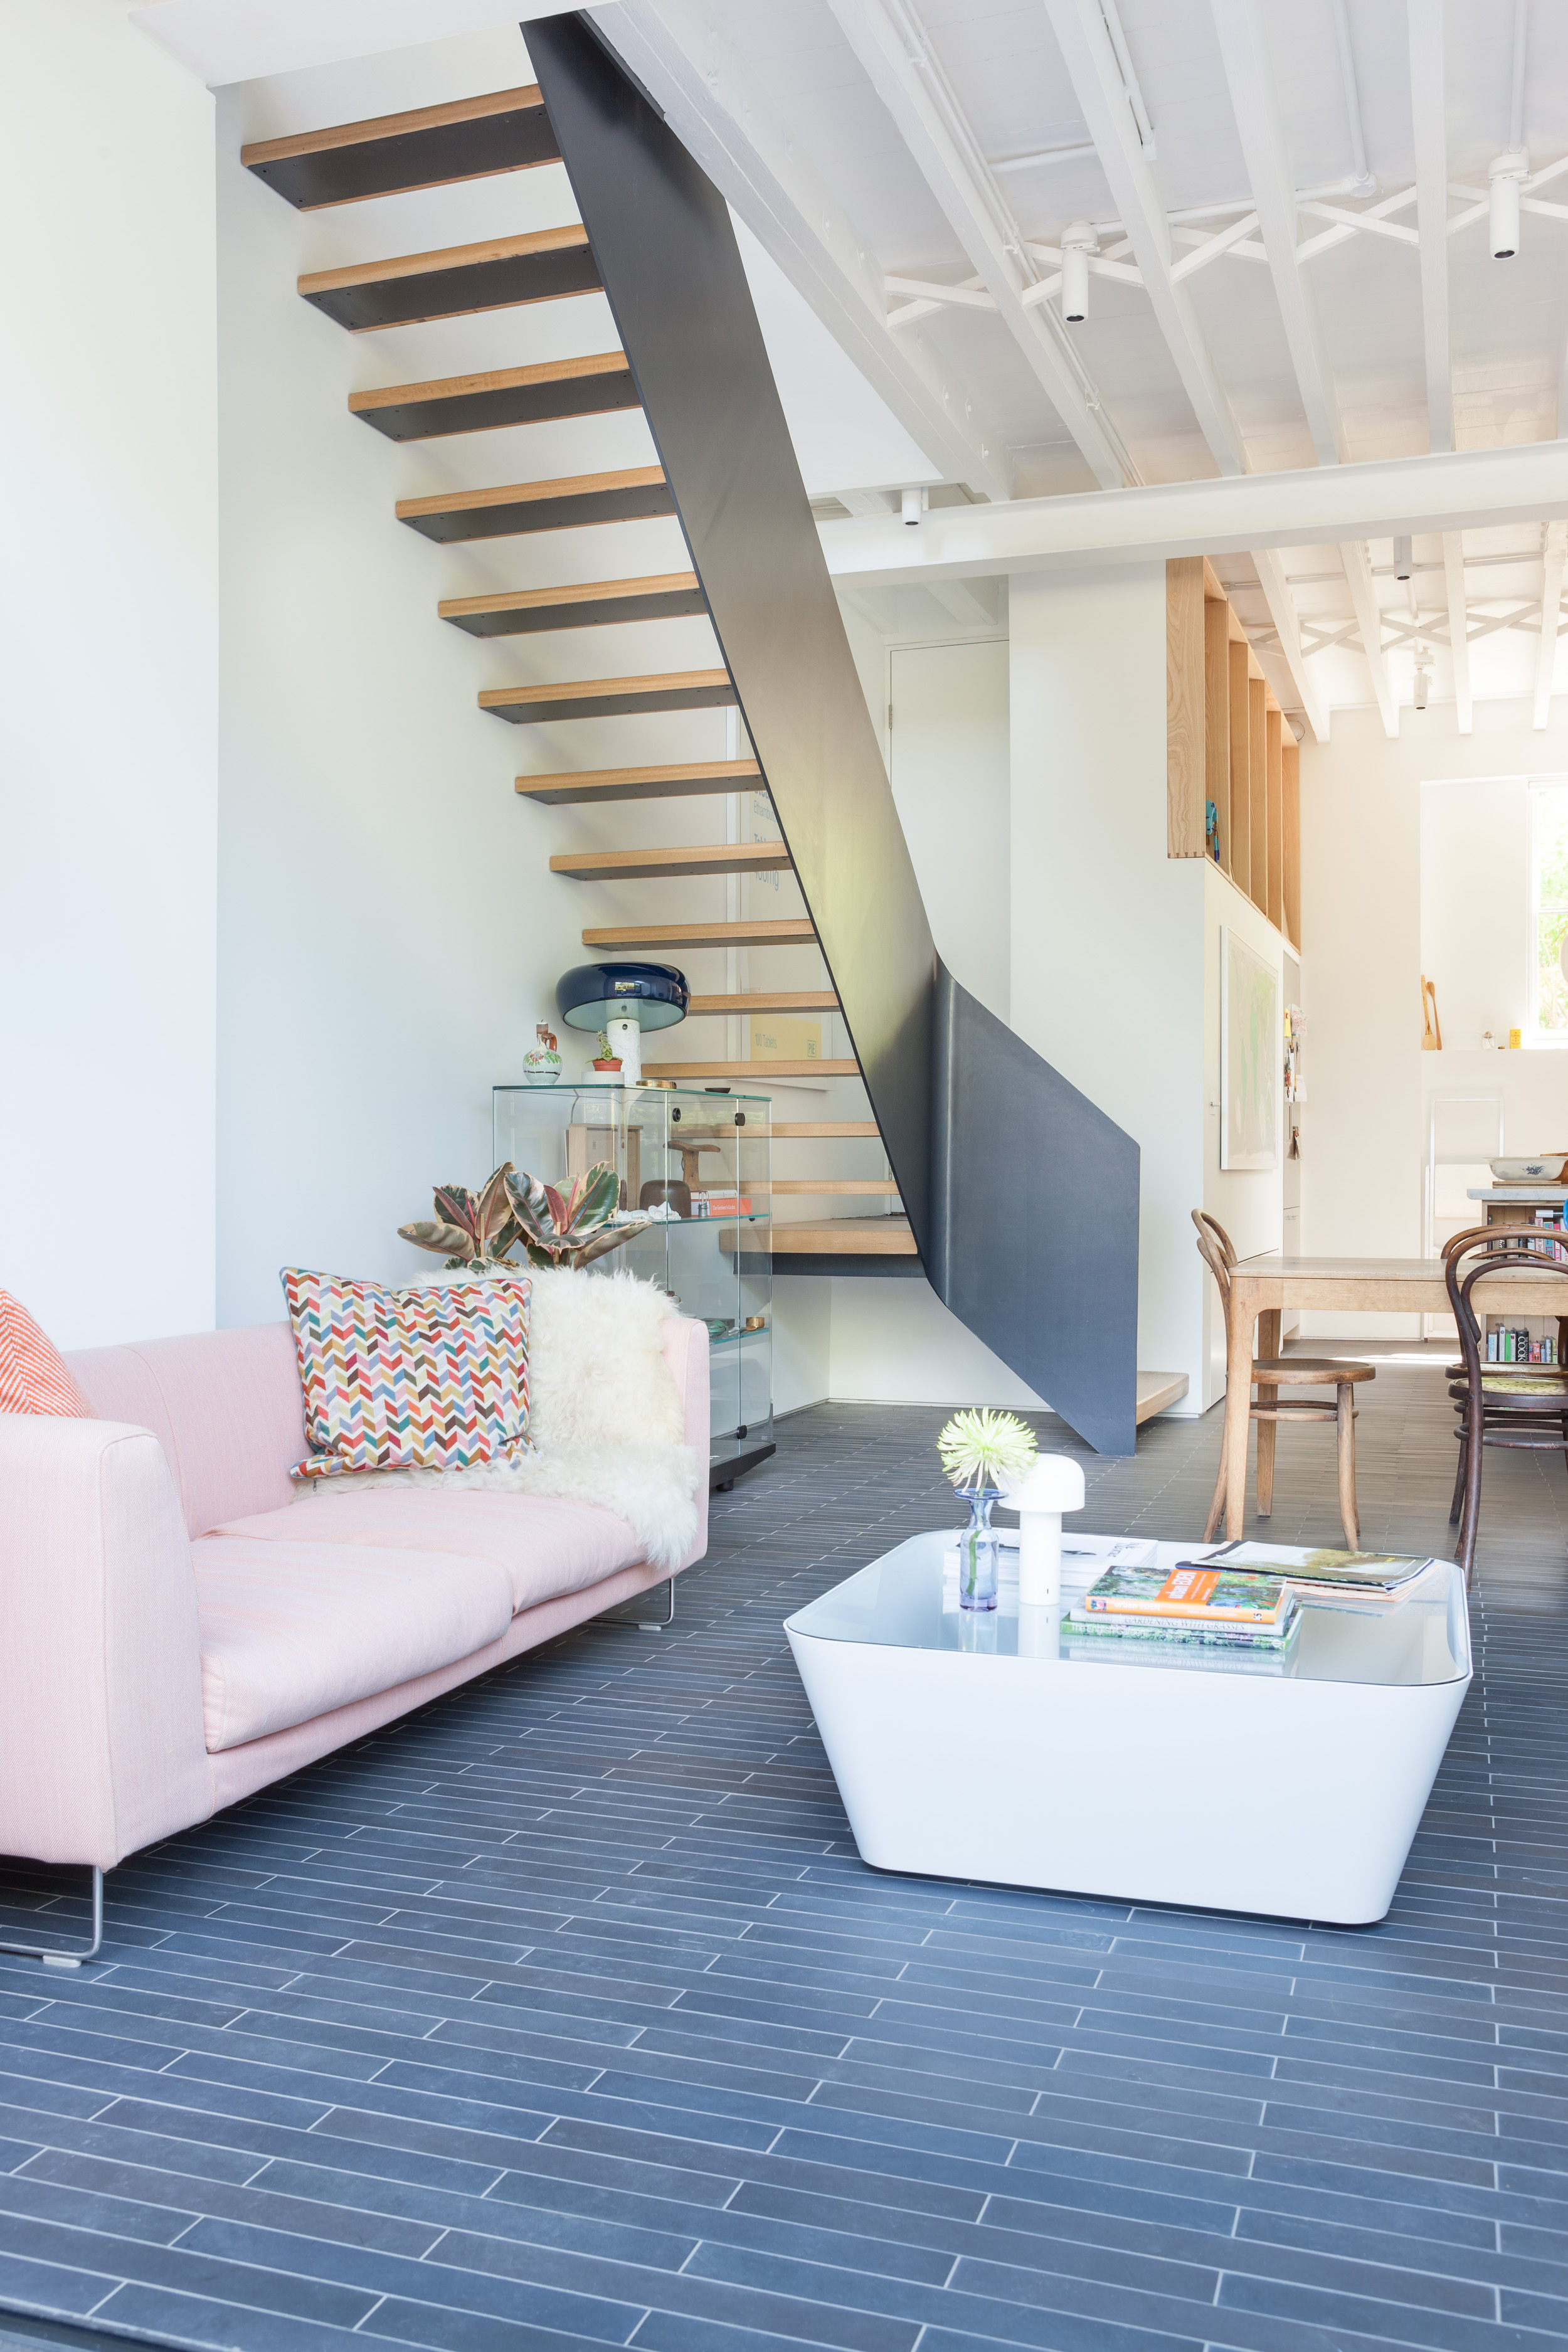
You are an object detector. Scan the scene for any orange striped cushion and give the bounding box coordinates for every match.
[0,1291,94,1417]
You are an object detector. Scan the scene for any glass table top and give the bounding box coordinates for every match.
[784,1532,1471,1689]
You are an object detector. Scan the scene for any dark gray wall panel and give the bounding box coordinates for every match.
[528,14,1141,1454]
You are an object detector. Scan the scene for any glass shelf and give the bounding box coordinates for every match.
[494,1081,774,1477]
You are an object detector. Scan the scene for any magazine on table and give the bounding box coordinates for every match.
[1197,1540,1440,1610]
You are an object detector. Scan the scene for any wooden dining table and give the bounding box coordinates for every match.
[1222,1253,1568,1539]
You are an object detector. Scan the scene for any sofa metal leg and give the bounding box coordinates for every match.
[0,1864,103,1968]
[635,1577,675,1631]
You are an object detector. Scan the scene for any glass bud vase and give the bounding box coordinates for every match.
[956,1484,1001,1611]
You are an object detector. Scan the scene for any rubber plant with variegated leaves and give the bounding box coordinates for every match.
[504,1164,640,1271]
[398,1163,522,1271]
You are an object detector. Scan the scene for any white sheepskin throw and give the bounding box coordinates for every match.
[304,1266,699,1571]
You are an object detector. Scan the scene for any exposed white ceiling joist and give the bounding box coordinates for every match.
[1442,532,1472,731]
[1041,0,1246,477]
[818,440,1568,581]
[1249,546,1327,739]
[1207,0,1345,465]
[1340,541,1399,736]
[1407,0,1454,455]
[1536,522,1567,728]
[825,0,1137,490]
[604,0,1014,501]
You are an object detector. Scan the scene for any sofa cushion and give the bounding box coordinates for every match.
[283,1270,531,1481]
[191,1535,514,1752]
[215,1488,644,1617]
[2,1292,94,1417]
[67,1325,305,1537]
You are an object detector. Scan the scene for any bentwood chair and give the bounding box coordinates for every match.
[1444,1226,1568,1579]
[1194,1216,1375,1547]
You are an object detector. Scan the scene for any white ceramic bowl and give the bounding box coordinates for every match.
[1490,1155,1568,1182]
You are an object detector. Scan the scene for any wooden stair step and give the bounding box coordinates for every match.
[583,918,815,950]
[399,465,672,544]
[551,840,785,879]
[516,758,760,805]
[351,352,638,442]
[765,1218,917,1256]
[770,1180,899,1195]
[484,670,734,726]
[756,1122,879,1137]
[443,572,706,638]
[300,226,598,333]
[654,1061,859,1079]
[243,84,560,210]
[687,991,836,1014]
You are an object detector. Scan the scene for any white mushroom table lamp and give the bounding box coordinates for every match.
[1007,1455,1087,1605]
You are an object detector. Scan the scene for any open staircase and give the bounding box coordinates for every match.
[245,13,1143,1452]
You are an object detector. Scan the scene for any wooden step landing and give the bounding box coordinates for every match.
[582,918,815,951]
[351,353,638,442]
[1135,1370,1190,1424]
[766,1218,917,1257]
[444,573,706,638]
[244,85,560,211]
[687,991,836,1015]
[399,466,672,544]
[300,225,598,333]
[551,840,786,881]
[517,759,760,805]
[484,670,734,726]
[655,1061,859,1079]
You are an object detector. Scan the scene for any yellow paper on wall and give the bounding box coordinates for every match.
[751,1017,822,1062]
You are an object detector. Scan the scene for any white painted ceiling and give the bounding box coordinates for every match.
[134,0,1568,728]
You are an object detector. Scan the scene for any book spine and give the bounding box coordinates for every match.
[1081,1596,1283,1623]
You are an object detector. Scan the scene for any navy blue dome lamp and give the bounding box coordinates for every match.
[555,961,689,1089]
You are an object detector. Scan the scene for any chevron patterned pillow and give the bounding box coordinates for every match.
[282,1268,531,1480]
[0,1290,94,1417]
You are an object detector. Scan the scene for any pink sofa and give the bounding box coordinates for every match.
[0,1315,707,1952]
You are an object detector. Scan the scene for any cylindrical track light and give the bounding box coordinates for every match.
[901,486,927,526]
[1413,650,1431,712]
[1490,151,1527,257]
[1060,221,1092,324]
[1394,536,1412,580]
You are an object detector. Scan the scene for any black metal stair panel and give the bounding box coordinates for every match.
[528,14,1141,1454]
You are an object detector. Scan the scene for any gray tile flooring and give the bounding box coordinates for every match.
[2,1362,1567,2352]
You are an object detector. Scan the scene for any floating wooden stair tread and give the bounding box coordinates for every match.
[1135,1371,1190,1424]
[771,1180,900,1195]
[516,758,760,805]
[765,1219,917,1256]
[485,670,734,726]
[757,1122,879,1137]
[687,991,836,1014]
[299,226,598,333]
[399,466,672,544]
[582,918,816,950]
[244,85,560,211]
[655,1061,859,1079]
[443,572,706,638]
[351,353,638,442]
[551,839,785,879]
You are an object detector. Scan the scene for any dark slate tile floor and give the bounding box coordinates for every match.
[3,1361,1568,2352]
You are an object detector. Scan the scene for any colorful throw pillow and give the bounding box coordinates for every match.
[0,1291,94,1417]
[282,1269,530,1481]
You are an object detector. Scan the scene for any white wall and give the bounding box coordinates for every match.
[1009,567,1209,1410]
[1200,867,1288,1404]
[1301,696,1568,1335]
[888,638,1010,1022]
[0,0,219,1348]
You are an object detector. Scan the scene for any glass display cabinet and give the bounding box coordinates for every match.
[494,1082,774,1488]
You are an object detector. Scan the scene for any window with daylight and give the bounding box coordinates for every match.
[1530,782,1568,1042]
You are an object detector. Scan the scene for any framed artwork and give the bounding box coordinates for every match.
[1221,928,1279,1171]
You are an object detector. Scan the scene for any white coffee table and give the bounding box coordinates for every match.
[784,1532,1471,1926]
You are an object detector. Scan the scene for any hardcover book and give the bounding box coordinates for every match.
[1081,1562,1288,1623]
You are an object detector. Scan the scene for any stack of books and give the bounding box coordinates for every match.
[1200,1539,1438,1611]
[1065,1559,1303,1674]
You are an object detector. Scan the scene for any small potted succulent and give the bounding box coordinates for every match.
[937,1408,1039,1613]
[591,1027,623,1076]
